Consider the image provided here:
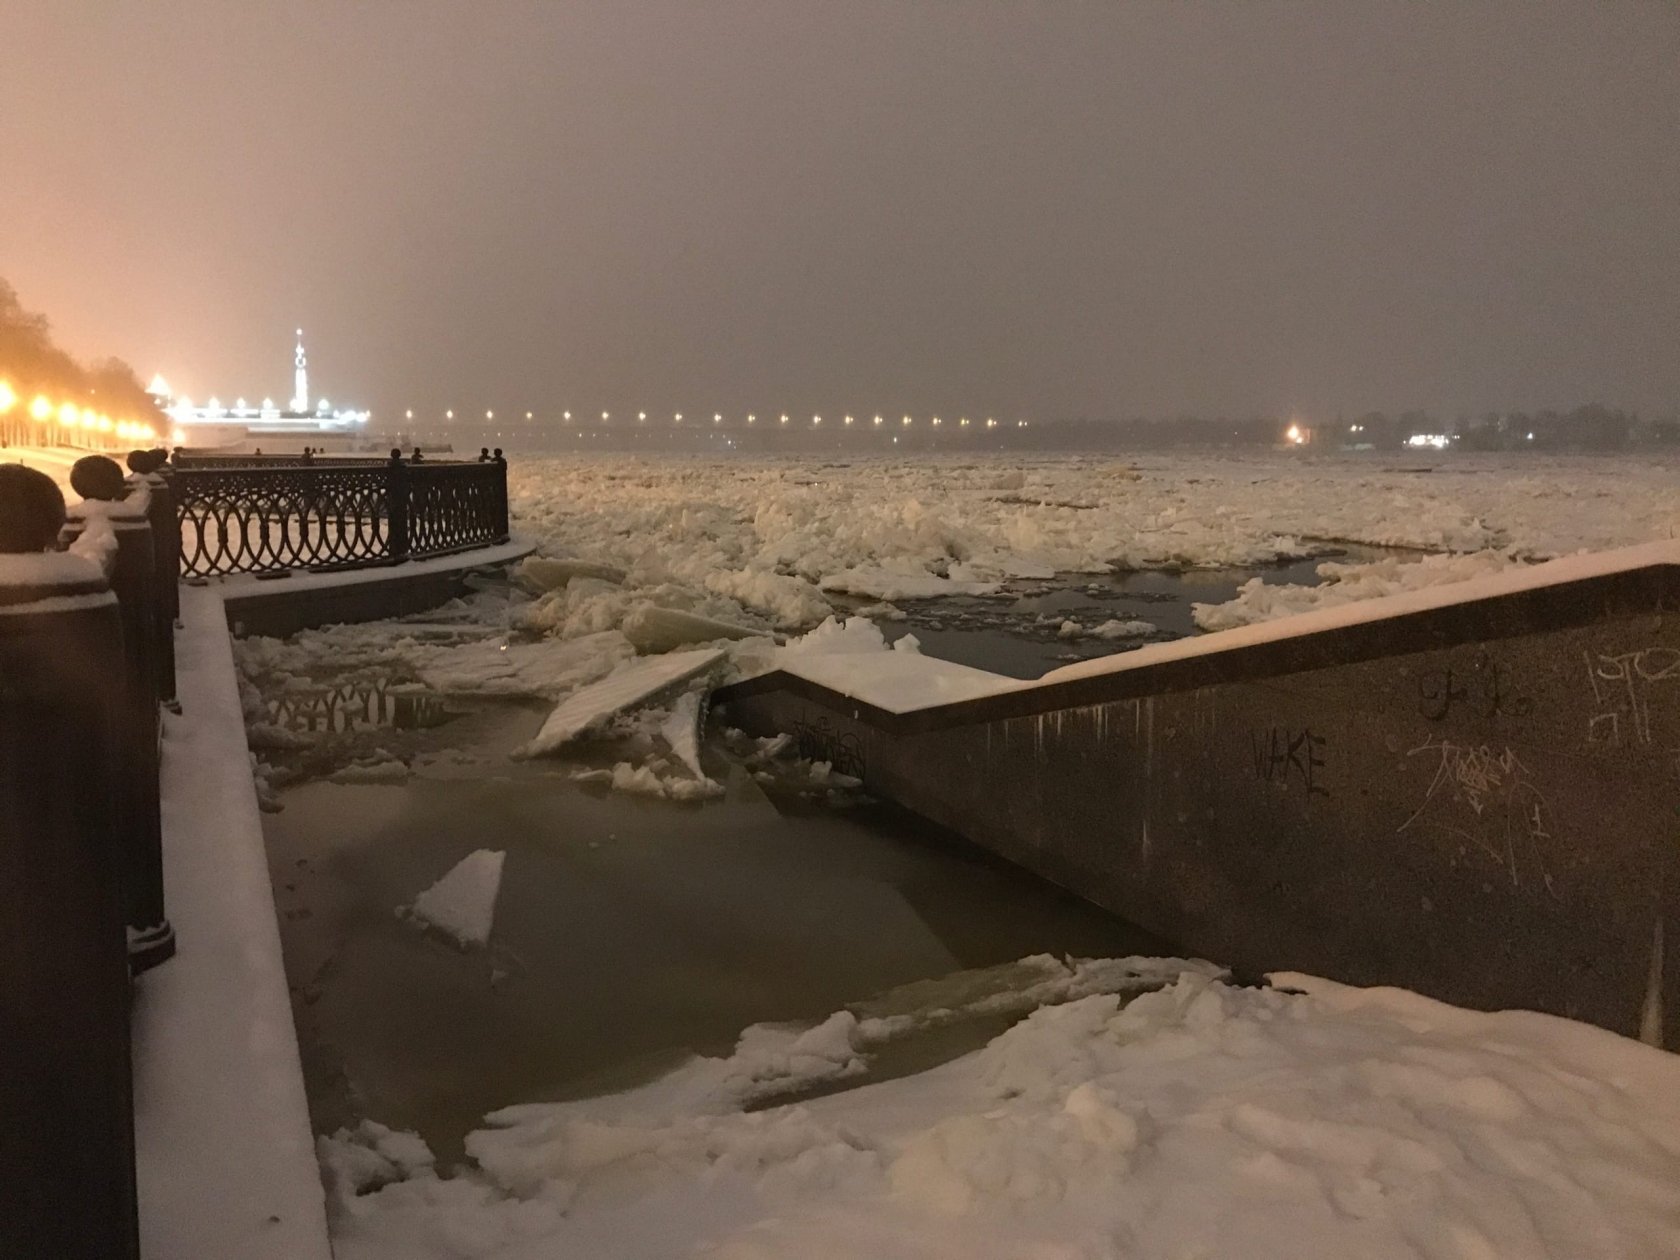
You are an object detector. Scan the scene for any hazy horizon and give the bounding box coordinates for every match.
[6,1,1677,424]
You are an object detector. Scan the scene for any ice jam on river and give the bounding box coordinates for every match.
[241,452,1680,1259]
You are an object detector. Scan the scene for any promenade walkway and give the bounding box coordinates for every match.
[135,586,331,1258]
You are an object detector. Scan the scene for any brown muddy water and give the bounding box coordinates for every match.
[262,700,1168,1166]
[258,557,1370,1162]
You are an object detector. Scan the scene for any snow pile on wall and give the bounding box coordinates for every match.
[317,966,1680,1259]
[400,849,505,948]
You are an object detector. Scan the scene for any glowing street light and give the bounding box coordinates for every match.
[747,414,756,424]
[960,417,970,427]
[563,411,572,421]
[486,410,495,420]
[932,416,942,427]
[779,414,788,425]
[674,413,683,423]
[873,415,883,426]
[58,402,80,427]
[844,415,854,425]
[406,409,414,420]
[446,409,455,420]
[902,415,912,426]
[713,413,722,424]
[813,415,822,426]
[526,411,534,421]
[0,381,15,413]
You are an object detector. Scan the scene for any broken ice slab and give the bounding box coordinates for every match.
[621,604,761,654]
[413,630,635,700]
[517,648,728,757]
[515,555,629,592]
[400,849,505,948]
[659,691,709,782]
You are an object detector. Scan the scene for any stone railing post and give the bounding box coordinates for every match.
[130,462,180,711]
[63,498,175,972]
[0,557,140,1259]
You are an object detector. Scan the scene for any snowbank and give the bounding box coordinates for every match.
[319,966,1680,1260]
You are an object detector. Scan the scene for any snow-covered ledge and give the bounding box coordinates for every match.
[131,585,331,1260]
[753,538,1680,717]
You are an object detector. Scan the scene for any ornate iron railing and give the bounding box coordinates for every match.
[170,456,509,577]
[264,679,457,734]
[404,462,510,557]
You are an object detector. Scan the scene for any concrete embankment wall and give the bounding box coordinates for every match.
[214,537,535,637]
[718,562,1680,1048]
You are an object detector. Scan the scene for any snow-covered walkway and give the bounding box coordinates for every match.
[133,586,330,1259]
[4,442,83,490]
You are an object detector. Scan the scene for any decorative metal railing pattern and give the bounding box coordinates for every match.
[405,463,509,557]
[264,679,456,734]
[170,457,509,577]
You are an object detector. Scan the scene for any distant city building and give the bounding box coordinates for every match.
[150,330,371,447]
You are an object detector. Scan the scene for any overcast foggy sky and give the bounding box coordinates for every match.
[5,2,1678,423]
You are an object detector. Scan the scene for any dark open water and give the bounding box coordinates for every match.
[260,556,1359,1160]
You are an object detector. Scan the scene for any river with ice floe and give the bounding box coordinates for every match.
[240,451,1680,1260]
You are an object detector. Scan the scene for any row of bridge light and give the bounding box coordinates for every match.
[404,408,1030,430]
[0,379,161,444]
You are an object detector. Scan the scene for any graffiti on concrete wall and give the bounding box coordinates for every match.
[1398,737,1559,898]
[1249,726,1328,796]
[1584,647,1680,748]
[1417,651,1533,723]
[791,711,866,779]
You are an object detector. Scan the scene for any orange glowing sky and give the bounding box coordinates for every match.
[5,2,1678,423]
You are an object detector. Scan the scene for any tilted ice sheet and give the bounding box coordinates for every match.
[519,648,729,757]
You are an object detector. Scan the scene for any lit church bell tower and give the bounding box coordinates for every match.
[291,329,309,412]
